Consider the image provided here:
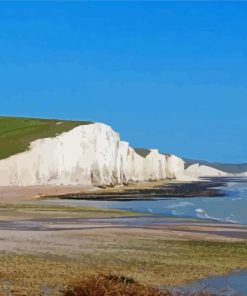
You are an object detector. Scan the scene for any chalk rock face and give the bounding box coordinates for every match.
[165,154,186,179]
[0,123,186,186]
[185,163,228,178]
[237,172,247,177]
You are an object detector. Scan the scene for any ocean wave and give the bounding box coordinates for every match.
[171,210,186,217]
[225,216,238,224]
[166,201,194,209]
[195,208,221,222]
[231,197,243,201]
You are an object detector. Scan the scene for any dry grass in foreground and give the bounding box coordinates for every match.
[1,239,247,295]
[63,275,210,296]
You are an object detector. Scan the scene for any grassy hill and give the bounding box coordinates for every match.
[184,158,247,174]
[0,117,91,160]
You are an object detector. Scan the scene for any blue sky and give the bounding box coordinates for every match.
[0,2,247,163]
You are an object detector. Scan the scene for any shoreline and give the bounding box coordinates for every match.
[0,184,95,203]
[1,197,247,241]
[1,214,247,240]
[45,180,225,201]
[0,180,182,203]
[0,179,247,295]
[44,178,227,200]
[0,213,247,295]
[0,176,238,203]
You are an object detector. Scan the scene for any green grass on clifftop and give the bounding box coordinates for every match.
[0,117,92,160]
[134,148,150,158]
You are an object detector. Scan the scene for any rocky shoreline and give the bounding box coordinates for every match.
[51,178,228,201]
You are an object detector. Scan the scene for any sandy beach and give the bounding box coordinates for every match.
[1,205,247,295]
[0,180,174,204]
[0,176,228,203]
[0,180,247,295]
[0,185,95,203]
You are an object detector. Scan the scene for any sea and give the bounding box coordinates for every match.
[43,177,247,225]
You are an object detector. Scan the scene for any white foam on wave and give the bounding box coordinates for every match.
[195,208,221,222]
[166,201,194,209]
[225,216,238,224]
[231,197,243,201]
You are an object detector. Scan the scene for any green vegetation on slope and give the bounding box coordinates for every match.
[1,239,247,295]
[134,148,151,158]
[0,117,92,160]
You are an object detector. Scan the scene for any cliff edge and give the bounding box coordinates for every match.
[185,163,228,178]
[0,121,187,186]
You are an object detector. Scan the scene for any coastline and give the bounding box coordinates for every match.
[0,179,247,294]
[0,184,95,203]
[44,178,227,200]
[0,180,179,203]
[0,176,233,204]
[1,212,247,295]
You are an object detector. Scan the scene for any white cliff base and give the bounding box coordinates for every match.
[185,163,228,178]
[237,172,247,177]
[0,123,189,187]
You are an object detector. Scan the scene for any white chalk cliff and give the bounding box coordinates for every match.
[0,122,187,187]
[237,172,247,177]
[185,163,228,178]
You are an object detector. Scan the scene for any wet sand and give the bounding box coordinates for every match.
[0,179,246,295]
[0,200,247,295]
[1,214,247,240]
[0,178,246,243]
[0,177,246,243]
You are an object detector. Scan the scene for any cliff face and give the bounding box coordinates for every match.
[237,172,247,177]
[185,163,228,178]
[0,123,186,186]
